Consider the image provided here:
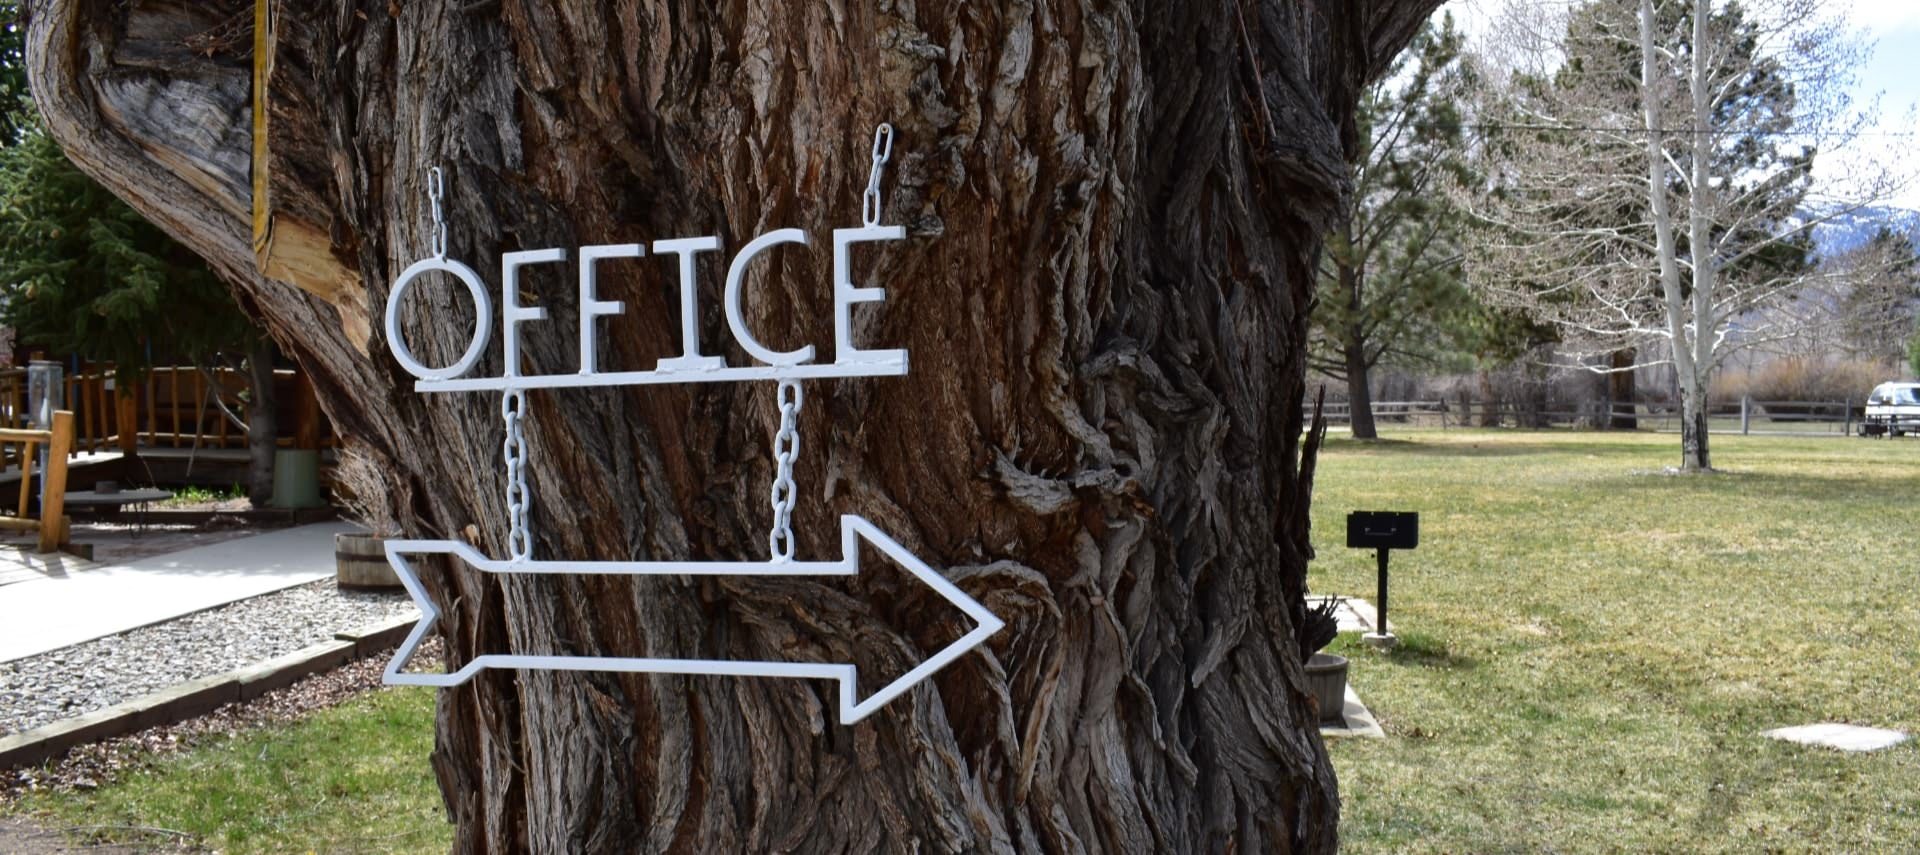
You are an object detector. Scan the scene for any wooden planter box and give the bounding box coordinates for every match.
[335,532,400,589]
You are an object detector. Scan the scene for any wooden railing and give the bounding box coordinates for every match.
[0,365,333,457]
[1307,396,1868,435]
[0,410,74,552]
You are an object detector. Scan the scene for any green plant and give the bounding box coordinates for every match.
[1909,324,1920,379]
[158,484,247,508]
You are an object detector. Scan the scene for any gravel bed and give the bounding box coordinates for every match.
[0,581,419,737]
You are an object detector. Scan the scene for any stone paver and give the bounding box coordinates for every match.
[0,549,104,588]
[1762,723,1909,753]
[1309,594,1393,635]
[1320,685,1385,739]
[0,521,357,663]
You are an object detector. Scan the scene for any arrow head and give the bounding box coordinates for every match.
[838,516,1006,723]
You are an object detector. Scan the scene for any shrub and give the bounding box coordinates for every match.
[1711,358,1892,405]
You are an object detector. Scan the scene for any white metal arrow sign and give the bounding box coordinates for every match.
[381,129,1003,725]
[381,515,1004,724]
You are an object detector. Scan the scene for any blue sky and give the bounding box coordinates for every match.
[1850,2,1920,206]
[1450,0,1920,211]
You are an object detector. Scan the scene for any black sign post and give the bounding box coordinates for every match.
[1346,511,1418,648]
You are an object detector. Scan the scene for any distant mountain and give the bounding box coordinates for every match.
[1813,206,1920,256]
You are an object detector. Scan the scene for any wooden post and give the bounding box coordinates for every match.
[146,372,157,444]
[16,440,34,519]
[294,370,321,449]
[169,367,182,447]
[83,375,96,451]
[39,410,73,553]
[1740,396,1750,435]
[117,388,140,456]
[214,370,230,448]
[64,375,79,446]
[96,373,109,452]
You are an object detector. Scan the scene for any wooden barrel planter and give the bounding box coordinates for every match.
[1304,653,1349,723]
[336,532,401,589]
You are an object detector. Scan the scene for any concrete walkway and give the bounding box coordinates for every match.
[0,521,355,663]
[0,550,105,589]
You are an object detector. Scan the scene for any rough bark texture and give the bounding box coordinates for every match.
[1333,244,1378,441]
[1341,337,1379,441]
[245,337,278,507]
[1607,348,1638,430]
[25,1,1440,851]
[1681,388,1713,470]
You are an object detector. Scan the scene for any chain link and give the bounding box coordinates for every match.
[766,380,804,562]
[501,388,532,562]
[428,166,449,259]
[860,123,893,227]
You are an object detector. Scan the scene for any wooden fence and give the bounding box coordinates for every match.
[0,365,332,458]
[0,410,74,552]
[1311,396,1866,435]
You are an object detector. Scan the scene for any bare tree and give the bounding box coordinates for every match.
[24,0,1441,850]
[1464,0,1897,470]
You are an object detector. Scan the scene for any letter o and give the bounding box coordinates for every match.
[384,256,493,380]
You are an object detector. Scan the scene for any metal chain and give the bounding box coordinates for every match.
[501,388,532,562]
[428,166,449,259]
[766,380,803,562]
[861,123,893,227]
[760,125,885,559]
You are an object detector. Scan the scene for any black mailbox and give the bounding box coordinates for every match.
[1347,511,1418,551]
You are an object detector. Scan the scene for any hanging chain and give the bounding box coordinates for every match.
[766,380,804,562]
[502,389,532,562]
[861,123,893,227]
[428,166,449,259]
[760,125,887,561]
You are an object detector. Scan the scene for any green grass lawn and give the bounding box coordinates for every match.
[1317,430,1920,852]
[6,430,1915,851]
[10,688,446,853]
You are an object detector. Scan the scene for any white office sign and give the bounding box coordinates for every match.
[379,129,1003,724]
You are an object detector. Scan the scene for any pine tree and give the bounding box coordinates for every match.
[1311,15,1477,439]
[0,0,274,503]
[0,122,253,374]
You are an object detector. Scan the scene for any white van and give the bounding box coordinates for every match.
[1862,382,1920,437]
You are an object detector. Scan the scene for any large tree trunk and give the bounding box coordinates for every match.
[1477,368,1502,427]
[244,337,278,508]
[1343,335,1379,441]
[1337,255,1379,440]
[1679,373,1713,471]
[1608,348,1638,430]
[25,0,1441,850]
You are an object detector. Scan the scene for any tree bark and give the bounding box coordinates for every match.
[1343,335,1378,440]
[1608,348,1638,430]
[25,0,1442,850]
[1477,369,1501,427]
[245,337,278,508]
[1337,254,1379,440]
[1679,376,1713,471]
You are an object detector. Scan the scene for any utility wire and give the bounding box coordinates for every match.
[1465,122,1919,138]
